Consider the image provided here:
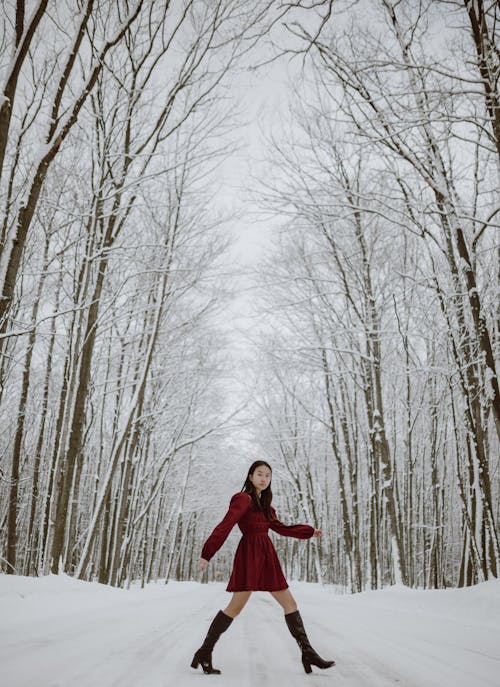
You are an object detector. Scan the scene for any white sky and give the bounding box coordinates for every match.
[209,43,298,375]
[216,63,292,265]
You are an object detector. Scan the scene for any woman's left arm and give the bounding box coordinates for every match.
[269,507,316,539]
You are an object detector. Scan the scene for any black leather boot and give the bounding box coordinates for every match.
[285,609,335,674]
[191,610,234,674]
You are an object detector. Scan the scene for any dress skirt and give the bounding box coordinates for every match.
[226,533,288,592]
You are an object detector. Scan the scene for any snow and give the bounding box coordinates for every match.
[1,574,499,687]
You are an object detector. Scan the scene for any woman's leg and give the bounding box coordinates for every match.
[192,594,251,674]
[271,589,335,673]
[270,588,297,614]
[223,591,252,618]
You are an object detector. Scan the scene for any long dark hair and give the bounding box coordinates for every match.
[242,460,275,521]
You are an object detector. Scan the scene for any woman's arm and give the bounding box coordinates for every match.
[200,492,252,563]
[269,506,315,539]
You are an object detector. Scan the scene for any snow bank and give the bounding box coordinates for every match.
[1,574,499,686]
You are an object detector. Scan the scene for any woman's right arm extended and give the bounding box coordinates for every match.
[200,492,252,565]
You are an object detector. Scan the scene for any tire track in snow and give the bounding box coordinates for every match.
[4,579,499,687]
[311,602,497,687]
[3,583,222,687]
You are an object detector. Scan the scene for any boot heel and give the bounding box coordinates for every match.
[302,657,312,674]
[190,610,233,674]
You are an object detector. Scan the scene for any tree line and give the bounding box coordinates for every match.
[1,0,497,593]
[0,0,317,584]
[249,0,499,591]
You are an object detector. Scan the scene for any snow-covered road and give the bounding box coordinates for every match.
[1,574,499,687]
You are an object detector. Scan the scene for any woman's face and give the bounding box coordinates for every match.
[249,465,272,494]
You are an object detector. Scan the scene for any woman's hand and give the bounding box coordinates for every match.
[312,529,322,538]
[199,558,209,572]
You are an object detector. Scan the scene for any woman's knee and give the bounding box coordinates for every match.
[271,589,297,613]
[224,593,251,617]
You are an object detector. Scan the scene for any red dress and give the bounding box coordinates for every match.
[201,492,314,592]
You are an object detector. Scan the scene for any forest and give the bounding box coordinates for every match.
[0,0,498,593]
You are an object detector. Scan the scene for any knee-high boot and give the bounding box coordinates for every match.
[284,609,335,674]
[191,610,234,674]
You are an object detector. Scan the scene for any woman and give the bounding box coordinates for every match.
[191,460,335,675]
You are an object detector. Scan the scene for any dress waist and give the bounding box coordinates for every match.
[241,531,269,538]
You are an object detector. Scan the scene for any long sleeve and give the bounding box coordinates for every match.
[201,492,252,562]
[269,506,314,539]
